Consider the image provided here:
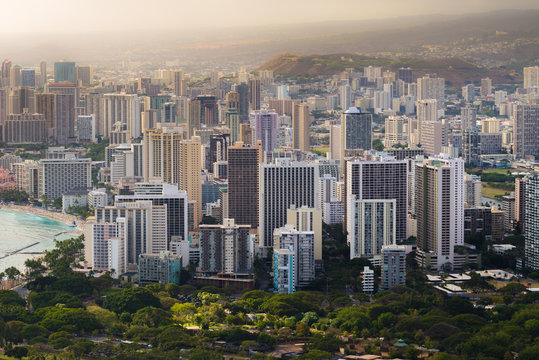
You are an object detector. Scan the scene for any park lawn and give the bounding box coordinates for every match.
[482,183,510,200]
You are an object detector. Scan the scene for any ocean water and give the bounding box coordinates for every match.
[0,209,76,272]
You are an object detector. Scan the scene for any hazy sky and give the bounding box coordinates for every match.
[2,0,539,34]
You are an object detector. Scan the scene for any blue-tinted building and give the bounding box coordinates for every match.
[138,251,182,285]
[21,68,35,87]
[54,61,75,83]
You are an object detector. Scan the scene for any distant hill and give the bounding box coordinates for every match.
[257,54,521,88]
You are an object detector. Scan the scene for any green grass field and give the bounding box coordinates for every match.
[482,183,510,200]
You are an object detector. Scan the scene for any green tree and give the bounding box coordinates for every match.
[131,307,172,327]
[103,287,161,314]
[43,236,85,276]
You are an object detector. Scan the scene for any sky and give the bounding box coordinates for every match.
[2,0,539,34]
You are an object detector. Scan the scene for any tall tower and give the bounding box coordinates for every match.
[54,60,75,83]
[259,161,320,248]
[292,103,311,152]
[346,154,408,245]
[250,109,278,152]
[525,174,539,270]
[415,154,464,271]
[40,60,47,85]
[339,84,351,110]
[225,108,240,144]
[341,107,372,157]
[513,104,539,159]
[227,141,263,228]
[179,136,202,228]
[417,75,445,109]
[249,78,261,111]
[36,93,56,139]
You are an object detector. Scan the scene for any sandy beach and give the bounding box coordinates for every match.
[0,203,84,234]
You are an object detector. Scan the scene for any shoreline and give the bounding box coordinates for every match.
[0,203,84,234]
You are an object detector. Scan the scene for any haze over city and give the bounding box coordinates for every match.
[0,1,538,359]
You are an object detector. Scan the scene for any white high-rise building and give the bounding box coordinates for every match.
[346,154,408,244]
[349,197,396,263]
[102,94,142,140]
[384,116,407,147]
[462,84,475,103]
[525,173,539,270]
[91,217,127,277]
[417,75,445,109]
[415,154,465,271]
[259,160,320,248]
[523,66,539,89]
[250,109,278,152]
[94,200,167,267]
[40,158,92,200]
[464,174,482,208]
[319,173,337,215]
[287,205,322,261]
[273,224,315,288]
[340,84,351,110]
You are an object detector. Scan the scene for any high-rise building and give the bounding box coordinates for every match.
[480,78,492,97]
[94,200,167,265]
[103,94,142,140]
[75,65,92,86]
[464,174,482,208]
[273,224,315,289]
[179,136,202,228]
[10,65,21,88]
[199,218,252,274]
[21,68,35,87]
[381,244,406,290]
[138,251,182,285]
[421,120,447,156]
[40,60,47,85]
[515,177,526,233]
[415,154,465,271]
[384,116,407,147]
[54,93,76,145]
[273,247,295,294]
[39,157,92,200]
[462,84,475,103]
[417,75,445,109]
[116,182,188,249]
[349,198,396,262]
[461,106,477,131]
[292,103,311,152]
[36,93,55,138]
[1,60,11,87]
[225,91,240,110]
[346,154,408,243]
[525,174,539,270]
[143,129,201,227]
[287,206,322,261]
[340,84,351,110]
[173,70,184,97]
[341,107,372,157]
[249,78,261,111]
[259,161,320,248]
[250,109,278,152]
[227,141,263,229]
[3,111,46,144]
[513,104,539,159]
[481,118,500,133]
[225,108,240,144]
[329,125,342,162]
[398,67,413,83]
[54,60,75,83]
[91,217,127,276]
[523,66,539,89]
[235,83,249,121]
[416,99,438,142]
[9,86,35,114]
